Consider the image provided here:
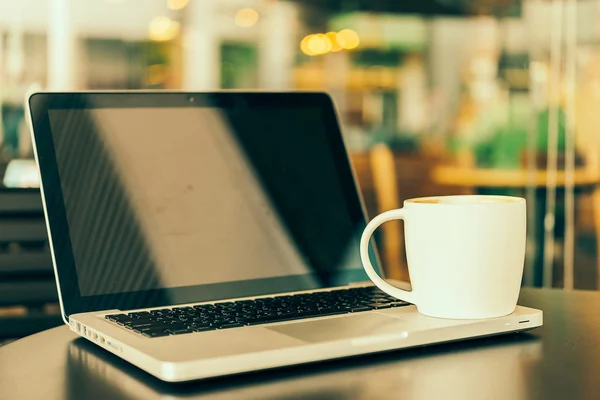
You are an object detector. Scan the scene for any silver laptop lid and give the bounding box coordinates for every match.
[28,92,379,319]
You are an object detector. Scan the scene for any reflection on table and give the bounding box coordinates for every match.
[64,332,541,400]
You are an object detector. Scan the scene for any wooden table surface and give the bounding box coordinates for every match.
[431,165,600,188]
[2,288,600,399]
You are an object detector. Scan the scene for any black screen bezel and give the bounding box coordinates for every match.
[29,91,376,319]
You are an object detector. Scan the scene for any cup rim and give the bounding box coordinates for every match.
[405,195,525,206]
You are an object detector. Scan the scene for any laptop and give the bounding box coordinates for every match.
[27,91,542,382]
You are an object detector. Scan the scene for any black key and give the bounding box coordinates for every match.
[217,323,243,329]
[155,322,188,330]
[316,307,345,314]
[127,316,154,323]
[106,314,129,321]
[390,302,410,307]
[235,300,256,305]
[210,319,232,326]
[274,311,298,317]
[367,303,392,309]
[219,311,235,316]
[166,328,195,335]
[152,311,174,319]
[129,322,155,329]
[171,311,188,318]
[193,304,215,311]
[369,296,391,301]
[193,326,215,332]
[254,298,273,303]
[134,324,174,333]
[128,311,151,318]
[256,312,279,318]
[370,299,393,304]
[349,306,373,312]
[239,312,256,318]
[291,294,310,300]
[189,322,213,329]
[142,330,171,338]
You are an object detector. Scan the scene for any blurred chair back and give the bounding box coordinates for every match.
[0,188,62,340]
[369,144,408,281]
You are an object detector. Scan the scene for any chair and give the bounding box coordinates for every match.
[368,144,408,281]
[0,188,62,340]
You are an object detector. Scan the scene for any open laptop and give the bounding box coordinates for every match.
[27,91,542,382]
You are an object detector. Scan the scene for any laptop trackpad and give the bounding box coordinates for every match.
[267,314,405,343]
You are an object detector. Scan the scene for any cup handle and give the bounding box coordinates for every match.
[360,209,416,304]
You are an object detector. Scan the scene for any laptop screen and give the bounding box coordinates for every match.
[44,98,371,306]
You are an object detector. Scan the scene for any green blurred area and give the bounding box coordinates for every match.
[452,97,567,169]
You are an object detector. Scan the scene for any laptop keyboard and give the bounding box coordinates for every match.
[104,287,410,338]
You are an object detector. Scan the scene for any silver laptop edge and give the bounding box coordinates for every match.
[68,297,542,382]
[26,95,70,325]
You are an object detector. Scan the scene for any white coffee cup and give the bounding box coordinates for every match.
[360,195,526,319]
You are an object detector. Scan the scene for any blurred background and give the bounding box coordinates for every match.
[1,0,600,340]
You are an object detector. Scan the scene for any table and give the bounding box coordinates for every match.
[431,166,600,188]
[1,288,599,399]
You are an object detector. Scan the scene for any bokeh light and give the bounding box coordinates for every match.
[307,34,332,56]
[167,0,189,11]
[300,30,359,56]
[234,8,260,27]
[148,16,180,42]
[300,35,314,56]
[326,32,342,52]
[336,29,360,50]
